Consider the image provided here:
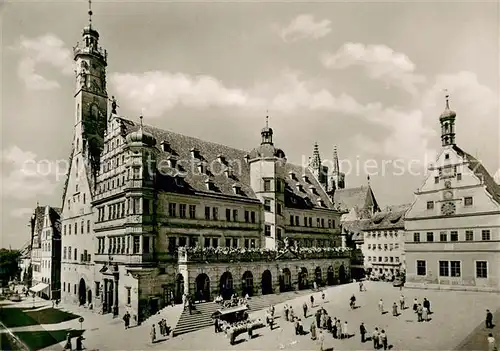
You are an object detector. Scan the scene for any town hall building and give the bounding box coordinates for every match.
[404,96,500,292]
[60,10,353,323]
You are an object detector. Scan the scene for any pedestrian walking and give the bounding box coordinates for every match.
[359,281,364,292]
[380,329,388,350]
[423,298,431,314]
[422,306,429,322]
[343,321,349,338]
[360,322,367,343]
[332,317,338,338]
[75,336,84,351]
[417,304,423,322]
[311,295,315,308]
[486,309,494,329]
[316,309,321,328]
[337,320,343,339]
[310,320,317,340]
[123,311,130,329]
[322,291,326,301]
[284,304,289,321]
[392,302,398,316]
[399,294,405,310]
[150,325,157,343]
[378,299,384,314]
[413,298,418,312]
[318,330,325,351]
[303,302,308,318]
[326,316,332,332]
[63,333,72,350]
[487,333,497,351]
[372,327,380,349]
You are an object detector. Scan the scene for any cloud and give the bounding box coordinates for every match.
[321,43,426,95]
[0,146,64,200]
[422,71,497,116]
[10,208,35,218]
[15,34,73,90]
[279,14,332,43]
[111,71,263,117]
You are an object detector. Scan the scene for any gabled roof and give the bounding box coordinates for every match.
[118,118,334,210]
[453,145,500,205]
[333,185,379,216]
[364,205,409,230]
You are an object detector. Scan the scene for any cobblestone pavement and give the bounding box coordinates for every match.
[6,282,499,350]
[77,282,500,350]
[456,307,500,351]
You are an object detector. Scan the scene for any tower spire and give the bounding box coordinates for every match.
[266,111,269,128]
[439,88,457,147]
[88,0,93,27]
[260,111,273,145]
[332,145,339,174]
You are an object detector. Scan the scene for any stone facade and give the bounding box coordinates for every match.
[405,98,500,292]
[59,16,352,323]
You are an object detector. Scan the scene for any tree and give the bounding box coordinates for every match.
[0,249,21,287]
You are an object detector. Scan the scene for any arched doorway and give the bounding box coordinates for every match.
[219,272,233,300]
[327,266,334,285]
[241,271,254,297]
[196,274,210,302]
[87,289,92,305]
[78,278,87,306]
[298,267,308,290]
[339,264,346,284]
[175,274,184,303]
[280,268,292,292]
[315,267,322,286]
[261,270,273,295]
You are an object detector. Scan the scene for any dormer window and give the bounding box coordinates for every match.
[218,155,226,165]
[205,179,213,191]
[197,163,206,174]
[445,153,449,160]
[289,171,296,180]
[302,175,309,183]
[244,154,250,163]
[309,185,317,194]
[317,199,324,207]
[224,168,232,178]
[296,184,303,192]
[232,184,241,195]
[167,157,177,168]
[191,148,200,159]
[161,141,170,152]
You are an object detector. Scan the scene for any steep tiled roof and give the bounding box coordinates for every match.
[364,205,409,230]
[33,206,45,237]
[49,207,62,236]
[119,118,334,210]
[333,186,378,215]
[453,145,500,205]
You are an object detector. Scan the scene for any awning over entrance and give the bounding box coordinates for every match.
[29,282,49,293]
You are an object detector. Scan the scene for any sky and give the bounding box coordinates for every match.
[1,0,499,249]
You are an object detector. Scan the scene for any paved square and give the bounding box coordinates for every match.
[76,282,499,350]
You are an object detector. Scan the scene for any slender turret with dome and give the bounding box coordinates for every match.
[439,94,457,147]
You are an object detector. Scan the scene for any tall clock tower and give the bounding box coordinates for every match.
[73,3,108,182]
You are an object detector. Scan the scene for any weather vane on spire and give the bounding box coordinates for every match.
[265,111,269,128]
[88,0,93,25]
[442,88,450,109]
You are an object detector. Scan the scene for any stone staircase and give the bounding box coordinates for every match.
[172,289,314,337]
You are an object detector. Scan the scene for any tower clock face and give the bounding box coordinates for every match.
[441,202,456,216]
